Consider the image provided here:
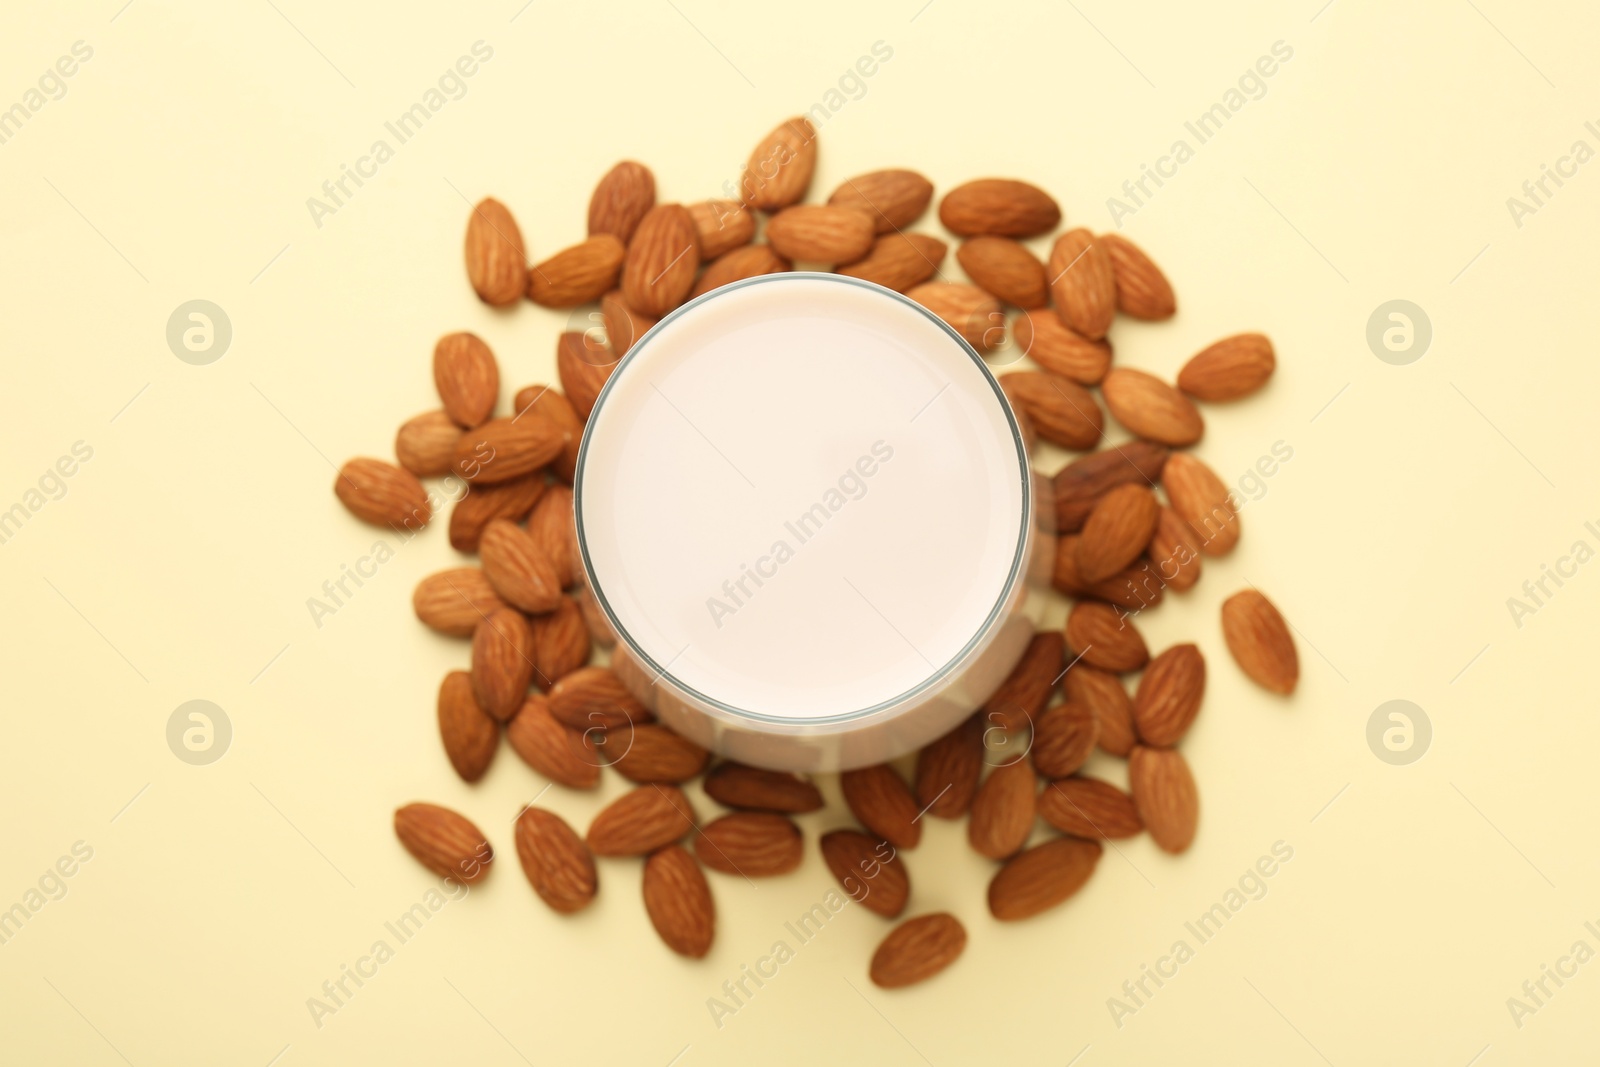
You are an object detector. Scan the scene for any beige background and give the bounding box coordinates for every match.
[2,0,1596,1063]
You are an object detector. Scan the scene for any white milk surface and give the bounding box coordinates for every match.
[576,274,1027,722]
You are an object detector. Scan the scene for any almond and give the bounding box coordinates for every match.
[1065,601,1149,673]
[939,179,1060,237]
[1129,745,1199,854]
[1064,665,1137,757]
[437,670,498,783]
[556,328,620,422]
[740,116,817,211]
[914,713,984,818]
[828,169,935,233]
[988,837,1101,921]
[464,197,525,307]
[448,475,545,553]
[505,693,600,789]
[1052,442,1170,532]
[820,830,910,918]
[1178,333,1276,401]
[548,666,649,731]
[1221,589,1299,695]
[687,199,755,259]
[394,802,493,884]
[575,583,618,649]
[703,762,824,813]
[841,764,922,849]
[765,204,875,264]
[1030,701,1099,779]
[609,723,711,783]
[998,371,1104,451]
[1148,506,1203,592]
[1051,538,1164,610]
[413,567,507,637]
[433,332,499,429]
[1036,777,1142,839]
[642,844,714,958]
[870,913,966,988]
[1012,309,1112,385]
[452,417,565,485]
[1102,368,1204,447]
[1133,643,1206,746]
[968,758,1037,860]
[588,784,696,856]
[837,233,946,292]
[691,244,791,299]
[982,631,1064,731]
[528,597,590,687]
[1077,484,1161,584]
[513,385,583,484]
[395,411,463,477]
[1048,229,1116,341]
[587,160,656,243]
[526,485,581,589]
[334,458,430,531]
[695,812,803,876]
[528,234,626,307]
[479,519,563,615]
[958,236,1048,308]
[1161,453,1240,555]
[470,607,535,721]
[598,290,658,360]
[514,806,597,913]
[905,282,1005,351]
[1099,232,1176,320]
[622,204,700,317]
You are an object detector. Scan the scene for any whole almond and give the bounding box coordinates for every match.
[622,204,700,317]
[1048,229,1116,341]
[433,332,499,429]
[691,244,791,299]
[999,371,1104,451]
[958,236,1049,308]
[1099,232,1176,320]
[1221,589,1299,694]
[437,670,498,783]
[1102,368,1204,447]
[394,802,493,884]
[703,762,824,813]
[588,784,696,856]
[587,160,655,243]
[983,631,1065,731]
[1065,601,1149,673]
[479,520,564,615]
[528,234,626,308]
[548,666,649,731]
[695,812,803,876]
[1178,333,1276,401]
[1162,453,1240,555]
[988,837,1102,921]
[1037,777,1142,839]
[1013,309,1112,385]
[741,116,817,211]
[452,417,565,485]
[505,693,600,789]
[526,485,581,589]
[470,607,536,721]
[1052,442,1170,532]
[557,328,622,419]
[906,282,1005,351]
[1052,537,1165,610]
[414,568,506,637]
[449,475,545,553]
[395,411,463,477]
[765,204,875,264]
[334,458,430,531]
[528,597,590,686]
[1064,665,1137,757]
[939,179,1060,237]
[820,830,910,918]
[514,807,597,914]
[1077,484,1161,584]
[914,713,984,818]
[1149,506,1203,592]
[513,385,583,483]
[870,913,967,989]
[687,199,756,259]
[610,723,711,783]
[1129,745,1199,853]
[464,197,525,307]
[837,232,947,292]
[841,764,922,849]
[1133,643,1206,746]
[828,169,935,233]
[968,758,1037,860]
[642,844,714,958]
[1031,701,1099,779]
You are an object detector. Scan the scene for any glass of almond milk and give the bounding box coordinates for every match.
[575,273,1044,771]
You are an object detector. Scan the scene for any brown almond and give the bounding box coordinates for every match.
[1048,229,1116,341]
[513,385,582,484]
[1162,453,1240,555]
[334,458,430,531]
[610,724,711,783]
[598,290,658,361]
[395,411,463,478]
[479,520,563,616]
[437,670,498,783]
[870,913,966,988]
[968,758,1037,860]
[1052,538,1165,610]
[1178,333,1276,401]
[433,332,499,429]
[470,607,536,721]
[1129,745,1199,853]
[841,764,922,849]
[1031,701,1099,779]
[687,199,755,259]
[1102,368,1204,447]
[1052,442,1170,532]
[622,204,700,317]
[528,235,626,308]
[505,693,600,789]
[690,244,791,299]
[914,714,984,818]
[1133,644,1206,746]
[906,282,1005,351]
[448,475,545,554]
[765,205,875,264]
[394,802,493,884]
[526,485,581,589]
[1148,507,1203,592]
[741,116,817,211]
[587,160,655,243]
[1077,484,1161,584]
[452,417,565,485]
[1012,309,1112,385]
[703,762,824,813]
[413,568,506,637]
[548,666,649,731]
[1100,232,1176,320]
[1221,589,1299,695]
[642,844,714,958]
[982,631,1064,731]
[999,371,1104,451]
[464,197,525,307]
[988,837,1102,921]
[1037,777,1142,839]
[1064,665,1137,757]
[528,597,590,687]
[836,232,947,292]
[588,784,696,856]
[958,236,1048,308]
[1065,601,1149,673]
[695,813,803,876]
[514,807,597,913]
[940,179,1060,238]
[828,169,935,233]
[820,830,910,918]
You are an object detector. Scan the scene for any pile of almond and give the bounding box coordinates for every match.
[333,116,1300,989]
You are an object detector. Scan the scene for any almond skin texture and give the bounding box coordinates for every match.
[703,763,824,813]
[587,160,655,243]
[528,235,626,308]
[741,116,817,211]
[906,282,1005,351]
[505,694,600,789]
[958,236,1049,308]
[695,813,803,876]
[968,758,1037,860]
[828,169,935,233]
[438,670,498,783]
[1133,644,1206,746]
[433,332,499,429]
[1102,368,1205,447]
[1077,484,1162,584]
[988,837,1102,921]
[837,232,947,292]
[395,411,463,477]
[470,607,536,721]
[589,785,696,857]
[982,631,1065,731]
[1052,537,1165,610]
[394,803,493,884]
[687,199,755,259]
[452,417,565,485]
[1100,232,1176,320]
[334,458,429,531]
[841,764,922,849]
[1179,333,1276,401]
[940,179,1060,237]
[1048,229,1117,341]
[914,713,984,818]
[598,291,658,360]
[691,244,791,298]
[1037,777,1143,839]
[999,371,1104,451]
[1013,309,1112,385]
[1221,590,1299,694]
[526,485,581,589]
[1031,701,1100,779]
[1129,745,1199,854]
[870,913,967,989]
[609,724,711,783]
[643,844,715,958]
[622,204,700,317]
[1162,453,1240,555]
[1052,442,1170,532]
[820,830,910,918]
[449,475,545,554]
[479,519,564,615]
[1149,506,1203,592]
[1066,601,1149,673]
[513,385,583,484]
[515,807,597,914]
[1065,665,1138,757]
[414,568,506,637]
[464,197,526,307]
[765,204,875,264]
[528,597,590,687]
[547,666,649,731]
